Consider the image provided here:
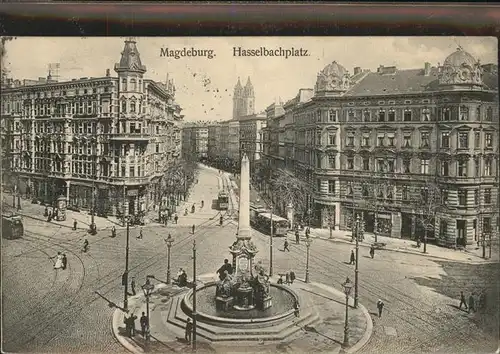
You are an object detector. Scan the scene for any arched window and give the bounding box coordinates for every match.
[121,100,127,113]
[131,78,137,91]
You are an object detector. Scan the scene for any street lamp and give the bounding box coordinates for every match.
[192,240,197,351]
[304,237,313,283]
[142,276,155,352]
[89,139,97,235]
[354,215,360,309]
[341,277,353,349]
[165,234,174,284]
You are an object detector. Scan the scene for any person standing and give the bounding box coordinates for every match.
[283,239,290,252]
[459,291,468,310]
[50,252,64,270]
[289,270,296,284]
[277,275,284,284]
[174,214,178,224]
[140,311,148,337]
[62,254,67,270]
[305,227,310,239]
[82,239,89,253]
[129,313,138,336]
[219,215,223,226]
[468,293,475,313]
[369,245,375,259]
[185,318,193,343]
[349,250,356,265]
[285,272,290,285]
[73,219,78,230]
[295,230,300,244]
[192,224,196,234]
[377,299,384,318]
[130,277,136,296]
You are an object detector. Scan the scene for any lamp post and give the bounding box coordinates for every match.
[142,276,155,352]
[341,277,353,349]
[122,216,130,311]
[304,237,312,283]
[269,204,274,277]
[89,140,97,235]
[165,234,174,284]
[192,240,197,351]
[354,215,360,309]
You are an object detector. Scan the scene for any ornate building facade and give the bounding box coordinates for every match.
[1,38,183,217]
[181,122,209,160]
[262,48,498,247]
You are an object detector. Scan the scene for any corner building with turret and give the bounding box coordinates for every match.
[1,38,183,218]
[263,47,498,247]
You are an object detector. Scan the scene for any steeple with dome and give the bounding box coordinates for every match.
[438,46,483,89]
[314,60,351,97]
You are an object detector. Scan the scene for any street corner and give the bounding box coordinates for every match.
[302,282,373,354]
[112,303,144,354]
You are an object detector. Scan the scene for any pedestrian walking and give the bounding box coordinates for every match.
[191,204,195,213]
[201,200,204,208]
[140,311,148,337]
[283,239,290,252]
[468,293,475,313]
[124,316,132,337]
[369,245,375,259]
[130,277,136,296]
[295,230,300,244]
[62,254,67,270]
[184,208,188,216]
[185,318,193,343]
[349,250,356,265]
[50,252,64,270]
[192,224,196,234]
[111,226,116,238]
[289,270,296,284]
[137,227,143,239]
[305,227,310,239]
[73,219,77,230]
[377,299,384,318]
[219,215,224,226]
[82,239,89,253]
[459,291,468,310]
[174,214,178,224]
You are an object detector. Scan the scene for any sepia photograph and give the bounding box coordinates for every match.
[1,36,499,354]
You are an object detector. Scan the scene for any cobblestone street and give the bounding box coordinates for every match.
[2,165,499,353]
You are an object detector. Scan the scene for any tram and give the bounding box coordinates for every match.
[217,191,229,210]
[2,213,24,239]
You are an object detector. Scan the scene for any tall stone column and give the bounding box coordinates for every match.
[237,154,251,240]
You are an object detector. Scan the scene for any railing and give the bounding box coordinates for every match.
[108,133,150,140]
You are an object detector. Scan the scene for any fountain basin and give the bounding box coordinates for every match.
[181,282,299,328]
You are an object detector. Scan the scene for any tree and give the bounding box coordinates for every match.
[268,168,312,223]
[412,181,444,253]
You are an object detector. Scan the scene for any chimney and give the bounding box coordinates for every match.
[354,67,362,75]
[424,62,431,76]
[106,69,110,77]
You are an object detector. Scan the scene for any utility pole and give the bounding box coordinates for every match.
[270,204,273,277]
[123,219,130,311]
[192,239,197,351]
[354,215,360,308]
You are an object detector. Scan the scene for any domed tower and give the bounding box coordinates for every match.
[438,47,483,90]
[233,77,244,119]
[243,77,255,116]
[314,61,351,97]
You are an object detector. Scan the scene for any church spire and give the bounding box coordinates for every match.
[244,76,254,97]
[234,77,243,97]
[114,38,147,74]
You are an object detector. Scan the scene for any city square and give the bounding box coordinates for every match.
[1,36,499,353]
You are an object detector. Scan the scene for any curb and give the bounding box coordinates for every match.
[112,303,144,354]
[310,282,373,354]
[312,235,497,265]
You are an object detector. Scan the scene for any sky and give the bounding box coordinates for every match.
[2,37,497,122]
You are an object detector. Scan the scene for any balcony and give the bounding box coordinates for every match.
[108,133,150,141]
[101,176,151,185]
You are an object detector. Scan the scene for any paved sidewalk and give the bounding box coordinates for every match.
[112,273,372,354]
[300,227,499,265]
